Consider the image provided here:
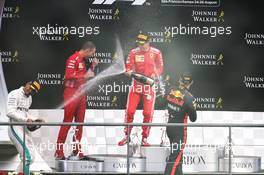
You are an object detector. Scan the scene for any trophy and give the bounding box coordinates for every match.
[68,127,81,160]
[160,110,170,147]
[129,127,144,157]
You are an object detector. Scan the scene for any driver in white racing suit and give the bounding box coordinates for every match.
[7,81,42,175]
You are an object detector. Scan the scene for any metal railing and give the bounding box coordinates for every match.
[1,122,264,175]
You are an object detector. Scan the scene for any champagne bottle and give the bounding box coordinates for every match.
[131,73,154,86]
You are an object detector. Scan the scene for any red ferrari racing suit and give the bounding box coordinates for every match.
[124,47,164,138]
[56,52,94,153]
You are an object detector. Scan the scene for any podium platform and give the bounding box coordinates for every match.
[55,154,146,173]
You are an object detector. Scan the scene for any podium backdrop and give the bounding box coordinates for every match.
[1,0,264,111]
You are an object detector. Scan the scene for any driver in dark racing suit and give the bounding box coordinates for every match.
[164,72,197,175]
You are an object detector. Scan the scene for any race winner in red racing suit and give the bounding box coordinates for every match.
[55,41,98,160]
[118,32,164,146]
[164,72,197,175]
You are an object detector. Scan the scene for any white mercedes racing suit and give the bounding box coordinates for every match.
[7,87,37,174]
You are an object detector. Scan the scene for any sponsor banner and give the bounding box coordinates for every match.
[191,10,225,23]
[148,31,172,43]
[0,50,19,63]
[37,73,63,86]
[195,97,223,110]
[244,33,264,46]
[88,8,120,21]
[87,95,118,108]
[2,5,20,19]
[243,76,264,89]
[94,52,117,65]
[190,53,224,66]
